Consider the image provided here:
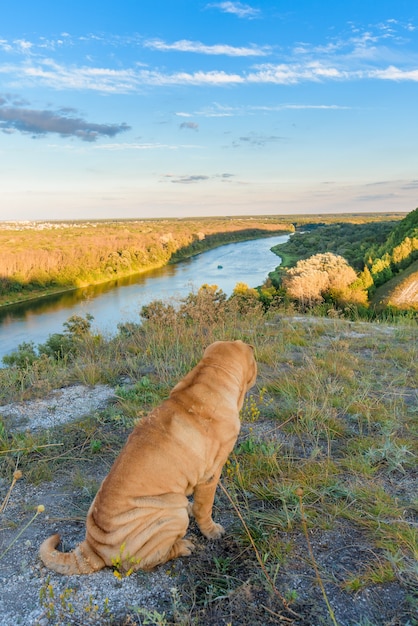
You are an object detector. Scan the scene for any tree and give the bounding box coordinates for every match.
[229,282,262,314]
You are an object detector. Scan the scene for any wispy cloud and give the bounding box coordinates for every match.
[164,174,210,184]
[176,104,236,118]
[179,121,199,131]
[232,133,286,148]
[163,172,234,184]
[400,179,418,189]
[247,61,346,84]
[355,193,399,202]
[294,20,418,67]
[207,2,260,19]
[176,102,350,119]
[0,95,130,141]
[1,20,417,93]
[144,38,269,57]
[3,57,418,92]
[97,142,182,151]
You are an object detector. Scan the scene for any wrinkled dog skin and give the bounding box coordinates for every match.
[39,340,257,574]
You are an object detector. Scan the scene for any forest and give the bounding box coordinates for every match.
[0,217,292,307]
[1,210,417,315]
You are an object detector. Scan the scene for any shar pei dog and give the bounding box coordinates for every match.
[39,340,257,574]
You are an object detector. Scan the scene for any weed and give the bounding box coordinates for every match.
[240,386,273,422]
[111,542,141,578]
[364,436,415,474]
[39,578,114,625]
[133,606,168,625]
[115,375,168,423]
[0,468,22,514]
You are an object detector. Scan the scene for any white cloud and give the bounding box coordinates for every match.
[0,58,139,93]
[247,62,347,84]
[207,2,260,19]
[137,68,244,86]
[1,17,418,94]
[144,38,270,57]
[3,58,418,93]
[13,39,34,52]
[369,65,418,80]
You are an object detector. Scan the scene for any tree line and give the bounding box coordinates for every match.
[0,218,292,305]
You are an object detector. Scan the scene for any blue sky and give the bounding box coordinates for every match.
[1,0,417,221]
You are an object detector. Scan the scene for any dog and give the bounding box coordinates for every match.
[39,340,257,574]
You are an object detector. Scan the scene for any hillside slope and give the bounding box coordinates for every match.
[371,259,418,310]
[367,207,418,288]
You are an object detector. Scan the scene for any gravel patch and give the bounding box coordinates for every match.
[0,385,115,432]
[0,385,182,625]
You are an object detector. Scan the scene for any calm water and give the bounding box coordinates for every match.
[0,234,289,362]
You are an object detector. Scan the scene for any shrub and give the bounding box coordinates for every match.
[282,253,357,305]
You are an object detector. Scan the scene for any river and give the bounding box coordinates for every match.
[0,234,289,363]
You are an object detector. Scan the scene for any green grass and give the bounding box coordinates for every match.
[0,292,416,625]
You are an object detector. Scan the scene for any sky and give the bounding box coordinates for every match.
[1,0,418,221]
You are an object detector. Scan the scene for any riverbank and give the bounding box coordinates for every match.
[0,234,291,364]
[0,218,293,308]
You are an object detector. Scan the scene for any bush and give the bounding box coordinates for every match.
[282,253,357,305]
[2,342,38,368]
[38,333,74,361]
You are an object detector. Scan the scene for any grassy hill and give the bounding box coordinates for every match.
[0,290,416,625]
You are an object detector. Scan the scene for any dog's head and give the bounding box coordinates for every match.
[203,340,257,407]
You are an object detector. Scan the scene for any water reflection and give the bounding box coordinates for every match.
[0,234,288,362]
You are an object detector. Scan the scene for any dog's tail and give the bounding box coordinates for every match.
[39,534,106,575]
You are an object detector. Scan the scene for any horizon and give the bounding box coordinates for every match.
[0,209,410,226]
[1,1,418,221]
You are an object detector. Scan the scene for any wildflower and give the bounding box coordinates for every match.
[0,469,24,514]
[0,503,46,562]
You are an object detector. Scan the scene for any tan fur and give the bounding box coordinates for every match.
[39,340,257,575]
